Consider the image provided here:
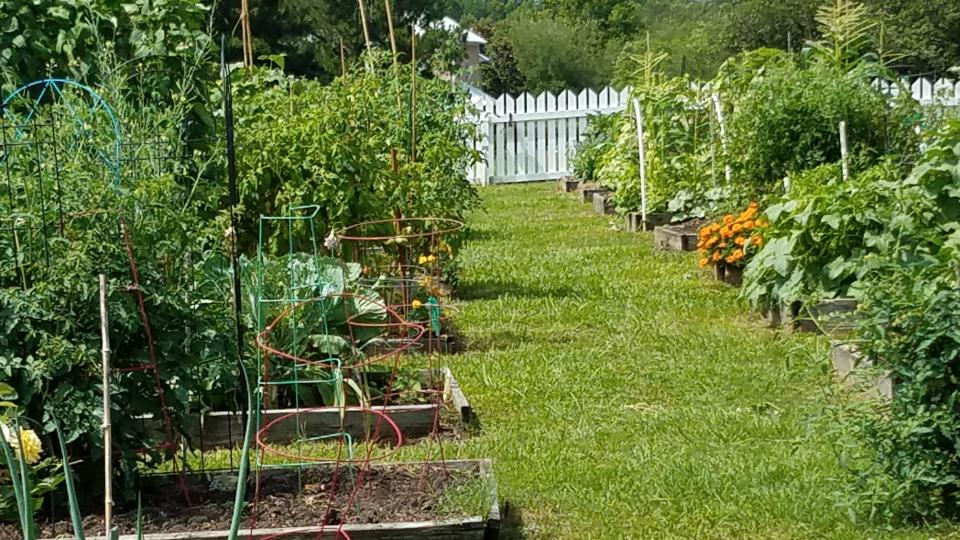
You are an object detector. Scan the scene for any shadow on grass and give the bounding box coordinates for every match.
[467,226,498,243]
[496,501,526,540]
[456,280,576,301]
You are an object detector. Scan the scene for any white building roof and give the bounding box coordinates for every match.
[415,16,487,45]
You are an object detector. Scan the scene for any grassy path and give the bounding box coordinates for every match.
[443,183,948,539]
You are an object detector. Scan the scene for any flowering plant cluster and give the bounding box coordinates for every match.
[698,203,767,268]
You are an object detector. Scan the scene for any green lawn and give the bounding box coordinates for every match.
[435,183,958,539]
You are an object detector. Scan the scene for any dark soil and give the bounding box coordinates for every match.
[17,464,476,538]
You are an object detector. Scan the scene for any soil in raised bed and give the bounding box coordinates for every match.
[666,218,708,235]
[22,465,480,538]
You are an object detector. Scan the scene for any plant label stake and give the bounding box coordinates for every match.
[99,274,114,534]
[633,98,648,224]
[839,120,850,181]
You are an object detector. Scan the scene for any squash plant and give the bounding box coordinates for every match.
[740,162,902,309]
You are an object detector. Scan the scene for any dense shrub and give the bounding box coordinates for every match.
[233,51,481,252]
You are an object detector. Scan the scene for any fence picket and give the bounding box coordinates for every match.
[545,92,558,174]
[557,91,572,175]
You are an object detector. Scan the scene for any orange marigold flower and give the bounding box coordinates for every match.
[749,201,759,209]
[712,252,721,262]
[718,242,728,249]
[732,223,743,233]
[743,220,755,229]
[733,248,744,259]
[699,258,709,268]
[723,215,734,225]
[726,255,736,264]
[734,236,745,246]
[752,235,764,247]
[755,219,768,228]
[720,227,732,239]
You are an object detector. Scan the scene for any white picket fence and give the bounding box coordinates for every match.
[468,87,629,184]
[467,77,960,185]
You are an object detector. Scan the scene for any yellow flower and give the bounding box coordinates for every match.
[427,255,437,263]
[418,255,428,265]
[3,425,42,464]
[412,299,423,309]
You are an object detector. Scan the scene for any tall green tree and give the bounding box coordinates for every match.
[214,0,452,82]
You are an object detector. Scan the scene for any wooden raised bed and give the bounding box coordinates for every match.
[558,177,580,193]
[591,192,614,215]
[830,342,893,399]
[789,298,859,334]
[578,184,610,204]
[713,263,743,287]
[624,212,674,232]
[653,225,699,252]
[140,368,474,450]
[42,460,500,540]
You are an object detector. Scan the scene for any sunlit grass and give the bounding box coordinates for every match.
[174,183,960,538]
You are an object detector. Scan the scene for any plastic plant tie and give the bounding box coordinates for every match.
[428,296,441,337]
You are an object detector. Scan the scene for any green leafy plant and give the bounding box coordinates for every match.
[741,162,901,309]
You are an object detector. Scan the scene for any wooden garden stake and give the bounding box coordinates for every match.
[384,0,398,63]
[340,36,347,77]
[632,98,648,224]
[99,274,114,534]
[410,26,418,155]
[357,0,373,57]
[839,120,850,181]
[240,0,254,69]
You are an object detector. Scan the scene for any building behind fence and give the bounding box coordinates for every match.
[468,76,960,185]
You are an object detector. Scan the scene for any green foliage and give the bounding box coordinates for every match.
[726,60,919,194]
[233,51,481,251]
[843,264,960,523]
[741,162,901,309]
[571,113,620,182]
[479,30,526,96]
[0,0,212,95]
[495,11,614,94]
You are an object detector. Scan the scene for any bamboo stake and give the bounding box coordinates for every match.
[240,0,254,69]
[384,0,398,63]
[839,121,850,181]
[357,0,372,55]
[411,25,418,163]
[99,274,114,535]
[632,99,648,225]
[340,36,347,77]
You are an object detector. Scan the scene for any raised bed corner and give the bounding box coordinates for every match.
[713,263,743,287]
[830,342,893,399]
[653,225,698,251]
[624,212,674,232]
[789,298,859,334]
[578,184,610,204]
[558,177,580,193]
[591,192,614,215]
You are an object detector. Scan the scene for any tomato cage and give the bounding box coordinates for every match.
[334,217,464,355]
[230,208,455,538]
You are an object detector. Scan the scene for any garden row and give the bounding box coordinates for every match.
[564,0,960,525]
[0,43,500,540]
